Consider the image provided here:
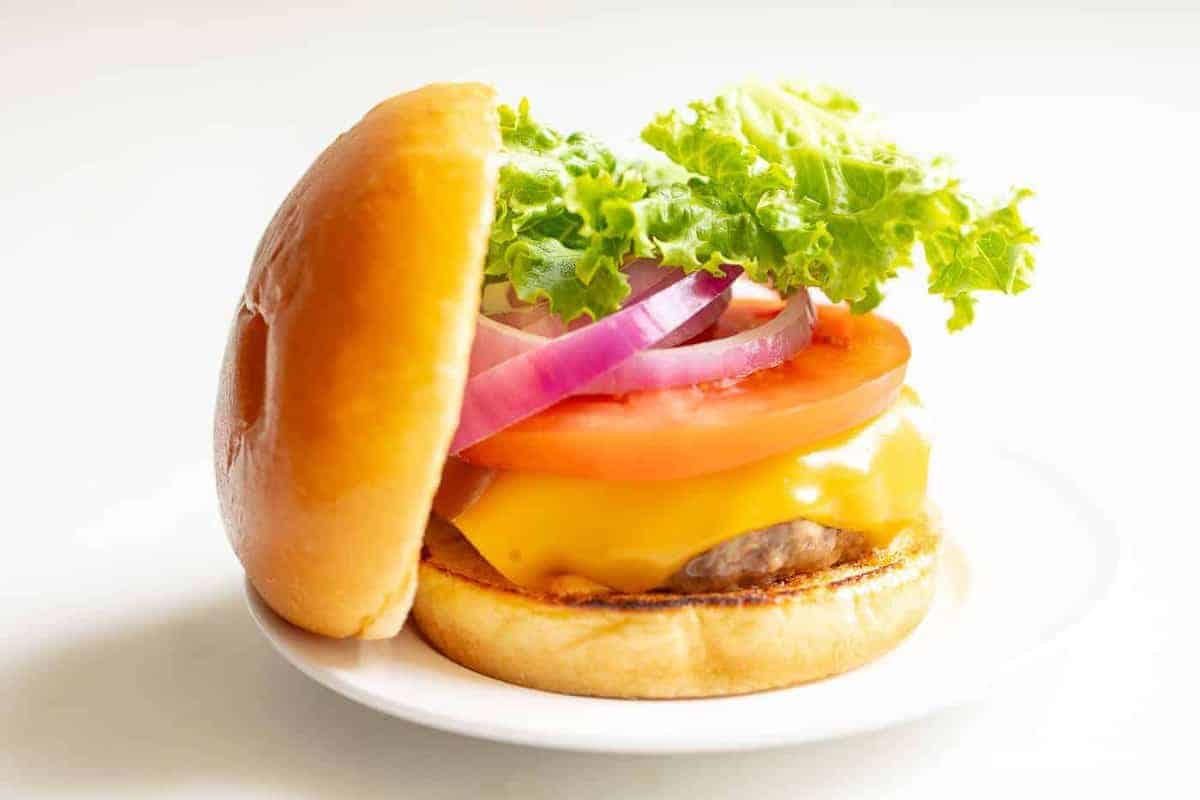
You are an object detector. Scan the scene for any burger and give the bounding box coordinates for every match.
[216,82,1035,698]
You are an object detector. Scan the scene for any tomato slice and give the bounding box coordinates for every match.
[461,302,911,480]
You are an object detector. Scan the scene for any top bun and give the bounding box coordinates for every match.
[215,83,500,638]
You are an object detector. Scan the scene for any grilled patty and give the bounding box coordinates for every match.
[666,519,869,593]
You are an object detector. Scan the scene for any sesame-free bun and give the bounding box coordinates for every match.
[215,83,500,638]
[412,510,941,699]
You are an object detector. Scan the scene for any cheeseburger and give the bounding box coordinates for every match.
[216,82,1036,698]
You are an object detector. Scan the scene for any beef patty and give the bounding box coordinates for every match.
[666,519,869,593]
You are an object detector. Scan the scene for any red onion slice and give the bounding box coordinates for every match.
[468,315,543,376]
[468,262,686,375]
[468,284,813,395]
[581,288,813,394]
[480,259,676,338]
[655,287,731,349]
[451,267,742,454]
[466,289,722,378]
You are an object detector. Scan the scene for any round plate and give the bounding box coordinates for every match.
[245,442,1117,753]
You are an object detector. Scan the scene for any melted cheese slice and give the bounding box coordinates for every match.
[454,388,930,593]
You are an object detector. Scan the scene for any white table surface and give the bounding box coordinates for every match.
[2,2,1196,797]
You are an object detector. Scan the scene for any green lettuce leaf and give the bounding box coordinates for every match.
[486,83,1036,328]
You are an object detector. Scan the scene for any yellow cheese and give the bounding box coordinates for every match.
[453,388,930,593]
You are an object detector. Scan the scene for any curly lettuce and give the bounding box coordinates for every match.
[486,83,1036,330]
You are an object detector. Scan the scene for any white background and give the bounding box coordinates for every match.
[2,1,1197,797]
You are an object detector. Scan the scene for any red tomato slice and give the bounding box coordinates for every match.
[461,302,910,480]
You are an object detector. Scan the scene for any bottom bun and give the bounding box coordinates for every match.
[411,509,941,699]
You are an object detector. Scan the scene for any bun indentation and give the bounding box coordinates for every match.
[233,307,268,430]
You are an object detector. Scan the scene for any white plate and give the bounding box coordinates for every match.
[246,442,1118,753]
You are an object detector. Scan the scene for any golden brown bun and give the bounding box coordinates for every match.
[412,511,941,698]
[215,83,500,639]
